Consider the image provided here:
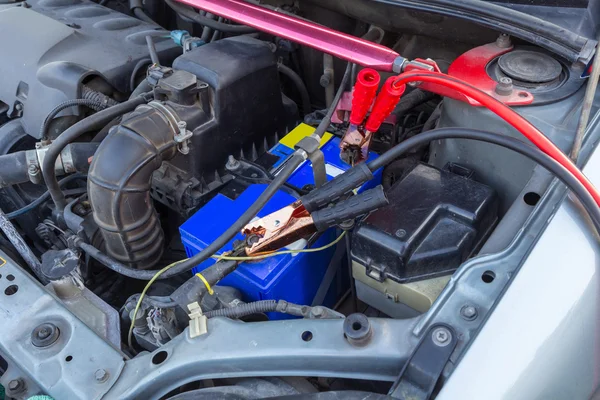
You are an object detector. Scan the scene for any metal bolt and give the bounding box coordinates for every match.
[496,33,511,49]
[432,327,452,347]
[460,305,478,320]
[392,56,407,73]
[72,203,87,215]
[15,103,23,111]
[338,219,355,231]
[94,369,109,383]
[311,306,324,317]
[395,229,407,238]
[175,121,191,155]
[37,327,51,340]
[495,77,513,96]
[247,234,260,246]
[8,378,24,393]
[225,155,240,171]
[31,323,60,347]
[28,164,42,184]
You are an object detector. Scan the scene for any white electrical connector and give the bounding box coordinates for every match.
[187,302,208,338]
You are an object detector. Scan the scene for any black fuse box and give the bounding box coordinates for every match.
[352,163,498,284]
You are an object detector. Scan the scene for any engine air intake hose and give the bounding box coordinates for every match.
[88,104,178,269]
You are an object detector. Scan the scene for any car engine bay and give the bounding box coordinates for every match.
[0,0,598,398]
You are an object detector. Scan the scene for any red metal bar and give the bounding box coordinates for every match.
[173,0,401,71]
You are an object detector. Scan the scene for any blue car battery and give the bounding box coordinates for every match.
[180,123,382,318]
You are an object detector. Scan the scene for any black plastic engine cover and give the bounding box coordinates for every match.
[172,36,291,175]
[352,163,498,283]
[0,2,179,138]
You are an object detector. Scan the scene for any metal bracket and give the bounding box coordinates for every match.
[295,135,327,188]
[388,324,457,399]
[175,121,193,155]
[0,252,125,400]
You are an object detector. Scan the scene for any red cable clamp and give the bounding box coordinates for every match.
[365,77,406,133]
[349,68,380,125]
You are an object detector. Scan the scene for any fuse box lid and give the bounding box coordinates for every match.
[352,163,498,284]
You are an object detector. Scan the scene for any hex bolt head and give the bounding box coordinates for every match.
[7,378,25,393]
[432,327,452,347]
[460,305,478,320]
[311,306,324,317]
[95,369,109,383]
[495,77,514,96]
[392,56,407,73]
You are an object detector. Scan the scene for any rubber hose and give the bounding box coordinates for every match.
[64,142,100,173]
[77,237,238,281]
[133,8,156,24]
[0,151,30,188]
[145,35,160,65]
[200,12,215,42]
[130,58,152,91]
[204,300,278,318]
[393,89,436,118]
[130,79,153,99]
[87,103,178,269]
[39,99,106,140]
[81,86,119,107]
[278,63,311,116]
[165,0,256,33]
[323,54,335,107]
[0,208,46,283]
[130,0,158,25]
[6,174,87,220]
[42,94,149,212]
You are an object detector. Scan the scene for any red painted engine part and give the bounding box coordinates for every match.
[409,44,534,106]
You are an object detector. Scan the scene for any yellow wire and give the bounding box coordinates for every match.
[127,231,346,349]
